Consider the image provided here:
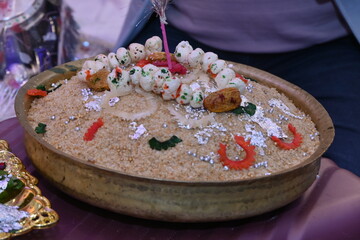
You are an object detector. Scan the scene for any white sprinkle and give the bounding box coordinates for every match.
[241,97,287,138]
[246,83,254,92]
[69,116,75,120]
[75,127,80,131]
[189,82,201,91]
[50,115,56,120]
[129,123,147,140]
[194,122,227,145]
[0,204,29,233]
[81,88,93,101]
[108,97,120,107]
[224,166,229,171]
[129,122,137,129]
[254,161,268,168]
[83,90,103,112]
[0,174,11,193]
[268,99,304,119]
[244,124,267,148]
[85,100,102,112]
[64,121,69,125]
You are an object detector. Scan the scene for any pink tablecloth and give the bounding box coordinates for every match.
[1,117,360,240]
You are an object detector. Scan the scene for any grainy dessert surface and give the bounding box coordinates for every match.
[27,76,320,181]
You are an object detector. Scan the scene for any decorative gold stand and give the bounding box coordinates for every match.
[0,140,59,240]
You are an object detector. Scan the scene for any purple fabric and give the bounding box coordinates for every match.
[1,117,359,240]
[166,0,350,53]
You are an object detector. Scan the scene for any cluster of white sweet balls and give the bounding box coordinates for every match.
[77,36,247,108]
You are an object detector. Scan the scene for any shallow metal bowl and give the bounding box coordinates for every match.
[15,60,334,222]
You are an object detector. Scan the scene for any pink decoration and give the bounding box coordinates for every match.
[160,22,172,69]
[152,60,187,75]
[151,0,173,69]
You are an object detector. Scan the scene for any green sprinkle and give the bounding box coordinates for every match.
[35,123,47,134]
[181,95,186,100]
[176,53,181,57]
[111,78,118,84]
[161,69,168,74]
[141,70,149,77]
[129,69,135,75]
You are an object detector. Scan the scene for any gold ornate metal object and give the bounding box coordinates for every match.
[0,140,59,240]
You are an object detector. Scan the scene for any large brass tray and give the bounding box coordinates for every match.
[14,60,334,222]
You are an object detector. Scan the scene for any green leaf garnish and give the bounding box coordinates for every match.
[36,85,47,91]
[232,102,257,116]
[149,135,182,151]
[35,123,47,134]
[0,171,25,204]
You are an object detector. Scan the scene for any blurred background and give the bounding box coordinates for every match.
[0,0,132,121]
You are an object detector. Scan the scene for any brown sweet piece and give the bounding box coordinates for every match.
[86,68,110,92]
[204,87,242,113]
[146,52,176,62]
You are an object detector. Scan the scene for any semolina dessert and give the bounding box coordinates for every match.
[26,36,320,181]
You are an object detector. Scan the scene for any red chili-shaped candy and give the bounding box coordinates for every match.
[271,123,303,150]
[27,89,48,97]
[83,118,104,141]
[218,135,256,170]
